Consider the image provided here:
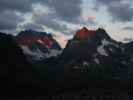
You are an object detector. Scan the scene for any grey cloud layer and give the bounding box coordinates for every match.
[0,11,22,30]
[122,26,133,31]
[95,0,133,22]
[0,0,33,12]
[0,0,82,33]
[0,0,33,30]
[32,12,69,33]
[1,0,132,34]
[43,0,82,22]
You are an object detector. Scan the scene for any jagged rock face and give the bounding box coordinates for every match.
[58,27,130,80]
[62,28,114,61]
[74,27,96,40]
[16,30,62,62]
[16,30,59,49]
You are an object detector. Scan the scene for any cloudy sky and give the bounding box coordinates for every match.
[0,0,133,48]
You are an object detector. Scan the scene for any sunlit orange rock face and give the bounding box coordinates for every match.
[75,27,96,40]
[37,37,54,48]
[16,33,54,49]
[17,36,38,47]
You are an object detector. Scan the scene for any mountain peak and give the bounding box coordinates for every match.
[17,30,61,48]
[15,30,62,62]
[75,27,96,40]
[81,27,89,31]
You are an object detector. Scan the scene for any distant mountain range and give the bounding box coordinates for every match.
[0,27,133,96]
[57,27,132,80]
[15,30,62,62]
[31,27,133,80]
[7,27,132,80]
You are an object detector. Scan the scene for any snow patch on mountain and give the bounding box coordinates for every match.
[21,45,62,61]
[97,39,112,56]
[45,49,62,58]
[21,45,45,61]
[94,58,100,64]
[83,61,90,66]
[102,39,110,46]
[109,47,114,52]
[97,45,108,56]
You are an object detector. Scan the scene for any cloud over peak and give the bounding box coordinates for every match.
[0,0,83,33]
[95,0,133,22]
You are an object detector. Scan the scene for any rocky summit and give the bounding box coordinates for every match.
[16,30,62,62]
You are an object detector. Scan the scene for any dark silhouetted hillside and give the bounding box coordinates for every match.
[0,32,34,97]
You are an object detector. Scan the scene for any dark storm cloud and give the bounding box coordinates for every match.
[0,0,34,31]
[43,0,82,22]
[26,0,82,34]
[0,11,22,30]
[124,38,133,42]
[108,3,133,22]
[122,26,133,31]
[0,0,33,13]
[32,12,69,34]
[0,0,82,22]
[0,0,82,32]
[95,0,133,22]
